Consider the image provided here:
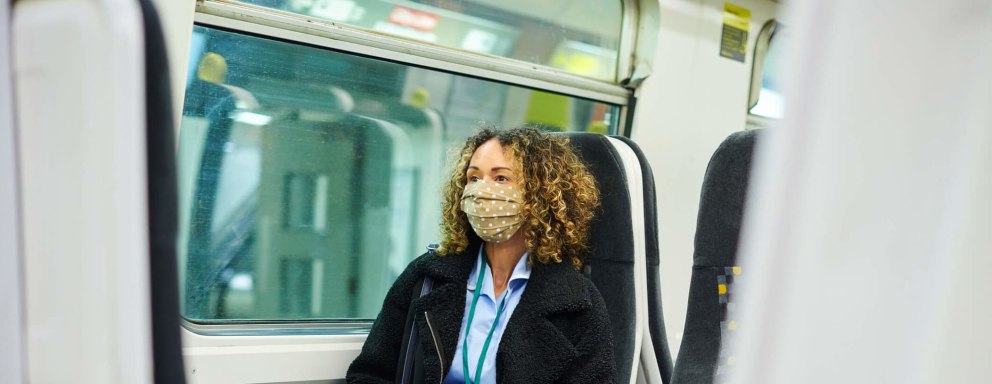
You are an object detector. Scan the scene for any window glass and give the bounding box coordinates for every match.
[750,27,789,119]
[232,0,622,82]
[178,25,619,323]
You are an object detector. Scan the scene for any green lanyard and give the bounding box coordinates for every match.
[462,250,509,384]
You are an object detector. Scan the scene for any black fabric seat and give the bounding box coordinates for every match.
[562,133,674,384]
[138,0,187,382]
[671,130,761,384]
[563,133,638,384]
[613,136,675,384]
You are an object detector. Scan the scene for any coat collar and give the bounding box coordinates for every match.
[466,248,532,301]
[418,242,592,317]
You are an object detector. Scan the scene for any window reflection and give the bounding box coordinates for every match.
[234,0,622,81]
[177,25,619,322]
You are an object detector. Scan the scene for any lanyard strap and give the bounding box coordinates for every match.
[462,250,508,384]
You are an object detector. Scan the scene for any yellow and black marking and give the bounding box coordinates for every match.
[720,3,751,63]
[714,265,742,383]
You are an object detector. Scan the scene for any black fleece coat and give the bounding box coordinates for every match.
[346,244,618,384]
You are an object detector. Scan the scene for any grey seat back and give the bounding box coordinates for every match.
[565,133,638,384]
[671,130,761,384]
[613,136,675,383]
[140,0,187,381]
[563,132,672,384]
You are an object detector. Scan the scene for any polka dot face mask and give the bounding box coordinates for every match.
[461,180,524,243]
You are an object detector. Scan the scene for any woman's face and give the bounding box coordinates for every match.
[465,138,519,188]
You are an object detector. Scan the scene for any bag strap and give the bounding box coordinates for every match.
[397,246,438,384]
[398,276,433,384]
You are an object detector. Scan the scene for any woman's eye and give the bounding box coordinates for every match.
[495,175,510,182]
[468,175,480,182]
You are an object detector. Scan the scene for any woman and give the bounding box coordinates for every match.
[347,127,616,384]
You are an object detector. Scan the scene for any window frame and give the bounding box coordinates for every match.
[182,318,374,336]
[198,0,632,104]
[181,0,645,334]
[747,19,780,127]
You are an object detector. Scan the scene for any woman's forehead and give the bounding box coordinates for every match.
[468,139,517,170]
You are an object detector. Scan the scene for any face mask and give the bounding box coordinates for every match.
[461,180,524,243]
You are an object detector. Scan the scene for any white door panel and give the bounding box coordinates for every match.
[13,0,152,382]
[0,0,25,379]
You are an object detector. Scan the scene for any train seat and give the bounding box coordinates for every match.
[613,135,675,383]
[671,129,761,384]
[244,78,354,117]
[140,0,186,381]
[563,132,670,384]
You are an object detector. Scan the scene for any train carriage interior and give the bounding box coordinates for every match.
[3,0,992,383]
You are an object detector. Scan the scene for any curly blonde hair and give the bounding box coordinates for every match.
[437,126,600,269]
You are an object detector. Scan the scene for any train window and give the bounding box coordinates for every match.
[231,0,622,82]
[748,21,788,119]
[177,25,620,324]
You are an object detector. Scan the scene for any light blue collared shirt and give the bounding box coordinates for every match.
[443,248,531,384]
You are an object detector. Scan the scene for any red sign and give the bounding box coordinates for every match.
[388,7,439,31]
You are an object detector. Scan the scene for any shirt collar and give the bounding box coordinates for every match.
[467,247,532,297]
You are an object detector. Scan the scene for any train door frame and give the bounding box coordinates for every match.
[0,0,26,380]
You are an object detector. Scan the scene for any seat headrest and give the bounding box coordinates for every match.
[693,129,762,267]
[558,132,634,264]
[244,79,354,114]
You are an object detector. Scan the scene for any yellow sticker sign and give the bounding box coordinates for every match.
[720,2,751,62]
